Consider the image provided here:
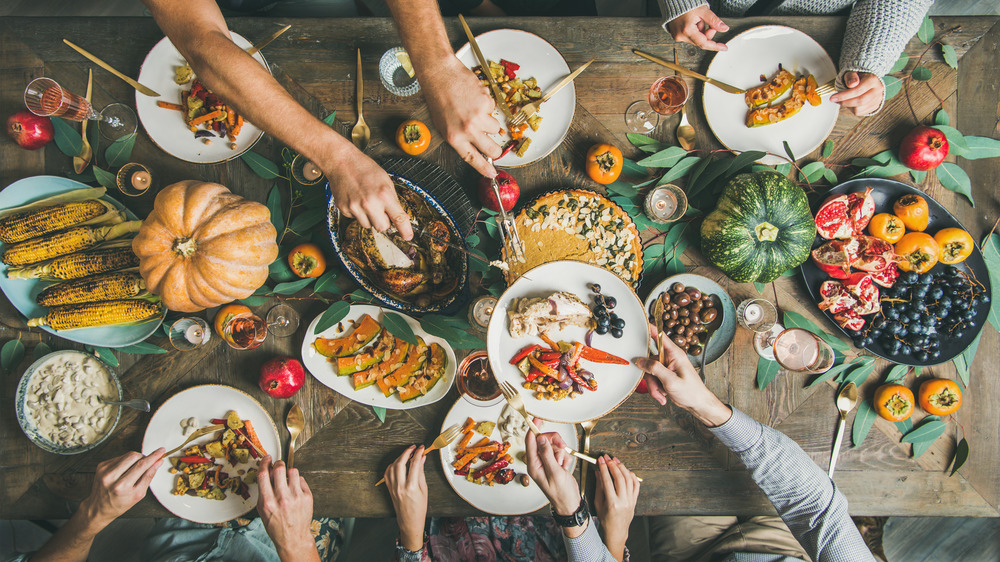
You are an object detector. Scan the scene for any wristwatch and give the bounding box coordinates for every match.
[551,495,590,527]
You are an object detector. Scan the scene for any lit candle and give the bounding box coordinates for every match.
[184,323,205,344]
[131,170,151,192]
[302,161,323,182]
[470,296,497,329]
[743,303,762,323]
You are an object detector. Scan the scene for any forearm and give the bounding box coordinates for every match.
[385,0,456,76]
[708,408,874,562]
[275,542,321,562]
[30,501,107,562]
[144,0,355,171]
[839,0,934,77]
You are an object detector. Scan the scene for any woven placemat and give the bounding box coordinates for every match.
[380,157,477,235]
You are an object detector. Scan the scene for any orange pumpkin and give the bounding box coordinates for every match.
[133,180,278,312]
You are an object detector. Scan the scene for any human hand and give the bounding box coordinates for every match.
[257,455,320,562]
[594,455,640,561]
[666,5,729,52]
[635,325,732,427]
[830,71,884,117]
[82,448,165,528]
[420,56,503,178]
[525,430,581,517]
[323,151,414,240]
[385,445,428,552]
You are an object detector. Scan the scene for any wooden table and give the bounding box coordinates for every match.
[1,16,998,520]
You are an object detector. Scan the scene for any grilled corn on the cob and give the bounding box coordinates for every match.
[1,221,141,267]
[36,271,146,306]
[0,199,122,244]
[27,299,163,330]
[7,244,140,280]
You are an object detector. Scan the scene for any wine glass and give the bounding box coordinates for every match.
[168,317,211,351]
[624,75,689,134]
[758,328,835,374]
[266,304,300,337]
[221,313,267,350]
[24,77,135,136]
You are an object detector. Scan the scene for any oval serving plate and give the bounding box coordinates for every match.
[0,176,165,347]
[643,273,737,365]
[800,178,991,366]
[327,173,469,314]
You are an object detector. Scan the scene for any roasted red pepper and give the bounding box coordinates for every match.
[536,351,562,362]
[180,456,212,464]
[580,346,628,365]
[525,365,546,383]
[540,333,560,351]
[500,59,520,79]
[511,344,543,364]
[499,139,518,159]
[568,343,584,366]
[567,366,595,391]
[472,458,510,480]
[527,355,559,379]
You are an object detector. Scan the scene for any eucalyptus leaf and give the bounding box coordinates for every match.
[883,75,904,100]
[871,150,894,164]
[636,146,687,168]
[934,109,950,127]
[638,142,675,154]
[658,156,702,185]
[105,133,137,168]
[823,168,838,184]
[884,364,910,383]
[822,141,833,158]
[92,166,116,189]
[32,342,52,361]
[92,346,119,367]
[932,125,969,155]
[685,156,713,198]
[756,356,780,389]
[852,157,884,168]
[901,419,947,444]
[890,53,910,73]
[910,169,926,184]
[941,44,958,69]
[807,361,856,388]
[782,141,795,162]
[724,151,767,179]
[373,406,386,423]
[239,296,270,306]
[469,247,491,273]
[626,133,658,147]
[949,437,969,476]
[911,437,934,458]
[383,312,417,345]
[65,169,97,184]
[753,282,765,294]
[911,66,932,81]
[288,207,327,233]
[269,255,297,283]
[895,418,913,434]
[775,163,792,176]
[642,243,666,278]
[982,233,1000,333]
[955,332,981,387]
[953,353,969,388]
[852,400,877,447]
[420,314,462,340]
[605,181,639,197]
[843,360,876,387]
[917,16,934,43]
[1,339,25,373]
[936,163,974,207]
[688,158,733,198]
[272,277,315,295]
[266,184,284,240]
[349,288,375,303]
[799,161,827,183]
[622,158,648,178]
[314,270,340,294]
[322,110,337,126]
[314,301,351,334]
[961,136,1000,160]
[117,342,168,354]
[664,256,685,277]
[242,151,282,179]
[51,118,83,157]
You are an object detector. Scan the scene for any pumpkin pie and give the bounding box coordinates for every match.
[504,189,643,286]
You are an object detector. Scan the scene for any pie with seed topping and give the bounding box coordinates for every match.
[503,189,643,286]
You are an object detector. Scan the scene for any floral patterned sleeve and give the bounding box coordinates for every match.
[394,538,427,562]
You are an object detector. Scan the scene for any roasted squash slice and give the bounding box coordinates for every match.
[352,337,410,389]
[744,68,795,108]
[398,343,448,401]
[314,314,381,357]
[377,337,427,396]
[337,330,395,375]
[745,76,808,128]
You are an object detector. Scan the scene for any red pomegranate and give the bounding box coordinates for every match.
[6,110,54,150]
[477,170,520,213]
[899,126,949,171]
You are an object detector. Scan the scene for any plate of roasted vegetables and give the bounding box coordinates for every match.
[456,29,575,167]
[301,304,457,410]
[702,25,839,165]
[0,177,164,347]
[439,397,577,515]
[142,385,280,524]
[487,261,647,424]
[136,32,266,164]
[328,173,468,314]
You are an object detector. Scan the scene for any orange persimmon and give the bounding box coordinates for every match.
[288,243,326,278]
[892,194,929,231]
[395,119,430,155]
[918,378,962,416]
[586,143,623,185]
[895,232,940,273]
[867,213,906,243]
[874,383,914,422]
[933,227,974,265]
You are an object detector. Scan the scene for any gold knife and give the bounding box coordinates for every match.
[535,59,593,106]
[63,39,160,97]
[246,24,291,57]
[632,49,743,95]
[458,15,514,123]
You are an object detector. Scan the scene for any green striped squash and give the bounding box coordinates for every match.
[700,172,815,283]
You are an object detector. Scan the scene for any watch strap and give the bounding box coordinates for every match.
[551,495,589,527]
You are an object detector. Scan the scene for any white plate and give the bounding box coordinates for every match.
[456,29,574,167]
[702,25,839,165]
[439,396,576,515]
[136,32,267,164]
[0,176,165,347]
[300,304,457,410]
[141,384,281,524]
[486,261,646,424]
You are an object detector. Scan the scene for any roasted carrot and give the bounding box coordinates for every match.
[462,417,475,433]
[497,442,511,458]
[540,333,560,351]
[457,431,474,451]
[463,444,500,455]
[157,101,184,111]
[243,420,268,457]
[190,109,224,126]
[452,452,478,471]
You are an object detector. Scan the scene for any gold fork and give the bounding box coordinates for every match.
[375,423,464,486]
[578,419,598,493]
[499,380,597,465]
[509,59,593,127]
[164,424,224,457]
[815,79,837,97]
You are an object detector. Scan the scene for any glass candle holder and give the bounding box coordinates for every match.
[737,298,778,333]
[467,296,497,333]
[291,153,324,186]
[115,163,153,197]
[168,317,211,351]
[379,47,421,97]
[644,183,687,224]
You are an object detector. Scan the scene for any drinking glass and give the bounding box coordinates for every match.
[24,78,135,136]
[266,304,300,337]
[644,183,687,224]
[737,298,778,333]
[379,47,421,97]
[764,328,835,374]
[221,313,267,350]
[168,317,211,351]
[624,75,689,133]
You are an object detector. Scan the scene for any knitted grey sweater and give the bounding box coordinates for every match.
[657,0,934,113]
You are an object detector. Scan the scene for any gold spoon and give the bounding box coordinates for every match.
[285,404,304,470]
[350,48,370,151]
[73,69,93,174]
[828,382,858,478]
[676,105,695,151]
